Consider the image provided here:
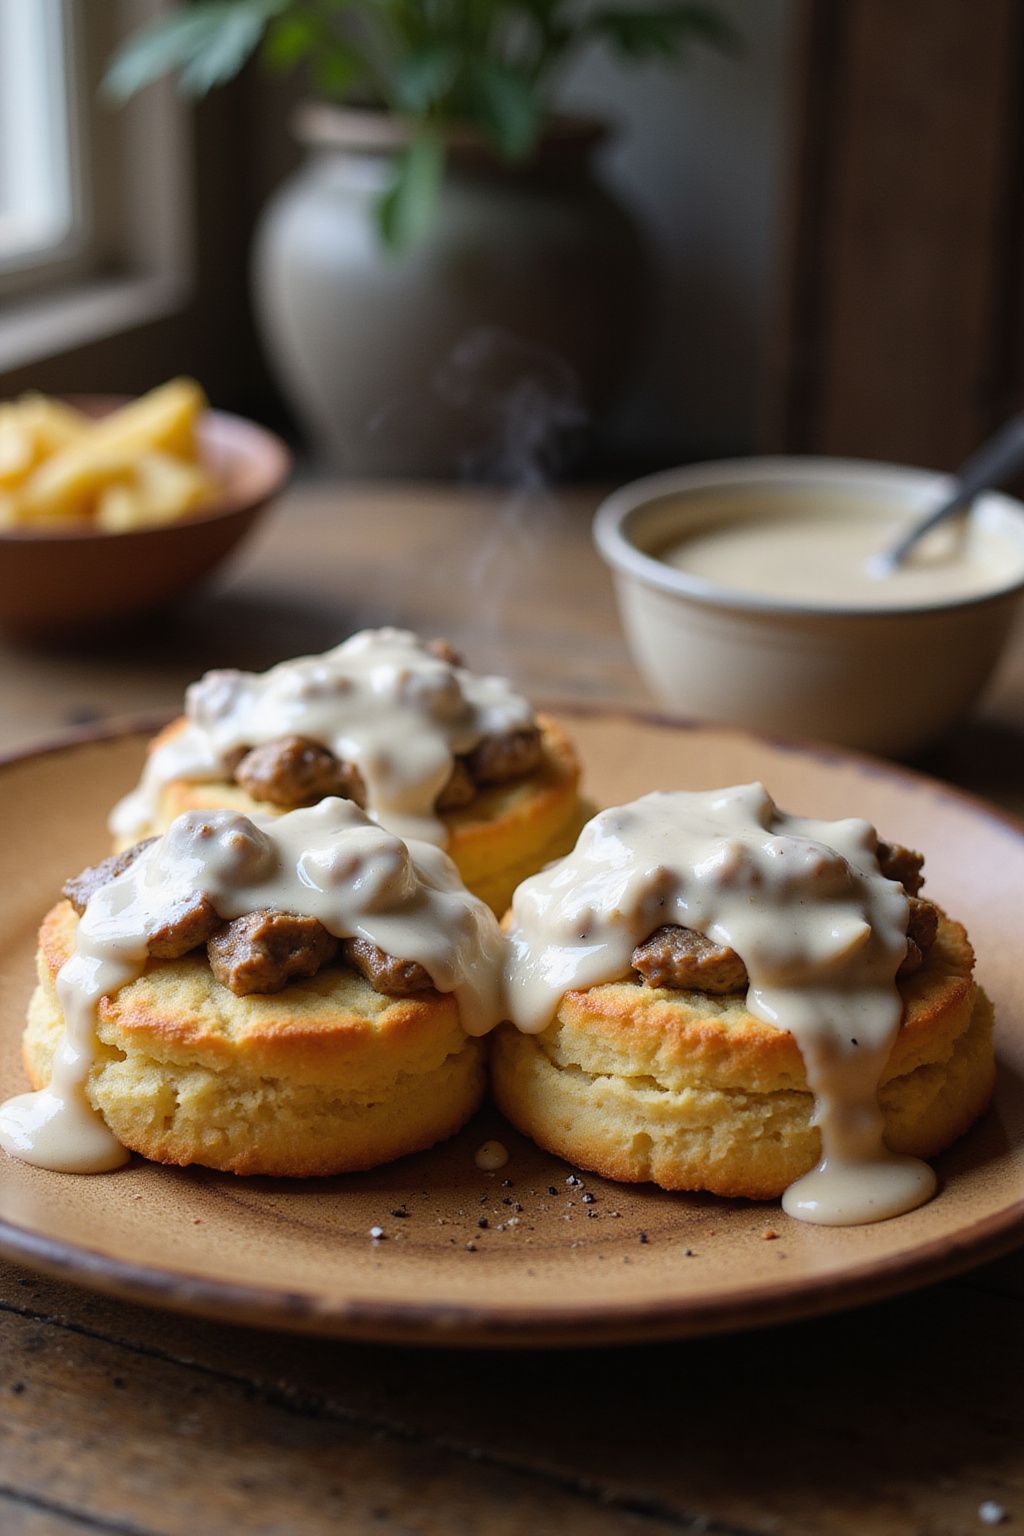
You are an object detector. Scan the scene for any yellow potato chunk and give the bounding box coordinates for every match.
[95,485,145,533]
[135,451,219,521]
[17,394,89,452]
[0,396,89,492]
[95,455,218,530]
[79,378,205,460]
[0,491,22,528]
[22,448,139,522]
[4,378,217,529]
[0,415,34,491]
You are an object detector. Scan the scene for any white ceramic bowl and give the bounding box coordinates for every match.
[593,456,1024,756]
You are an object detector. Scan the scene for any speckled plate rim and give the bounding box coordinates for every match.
[0,708,1022,1349]
[2,1177,1022,1349]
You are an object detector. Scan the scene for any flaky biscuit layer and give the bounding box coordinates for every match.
[26,901,484,1176]
[491,914,994,1199]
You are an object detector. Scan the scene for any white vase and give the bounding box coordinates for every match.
[252,105,645,478]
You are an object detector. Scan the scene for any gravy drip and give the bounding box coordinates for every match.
[503,784,937,1226]
[110,629,536,846]
[0,798,507,1174]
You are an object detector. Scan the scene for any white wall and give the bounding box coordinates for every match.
[560,0,798,461]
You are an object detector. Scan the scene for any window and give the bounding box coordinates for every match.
[0,1,194,375]
[0,0,84,276]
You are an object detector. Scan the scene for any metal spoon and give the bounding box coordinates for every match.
[870,412,1024,576]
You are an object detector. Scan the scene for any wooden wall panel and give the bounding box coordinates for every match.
[767,0,1024,469]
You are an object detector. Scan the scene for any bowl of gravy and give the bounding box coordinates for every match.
[594,457,1024,755]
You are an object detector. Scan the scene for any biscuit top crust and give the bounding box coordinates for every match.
[0,798,506,1175]
[504,784,938,1227]
[109,629,538,846]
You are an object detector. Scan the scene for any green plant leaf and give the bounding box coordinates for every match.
[103,0,286,101]
[468,59,539,159]
[393,43,460,113]
[262,13,319,70]
[377,136,444,250]
[179,2,287,94]
[311,48,362,98]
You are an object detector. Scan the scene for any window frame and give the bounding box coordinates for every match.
[0,0,195,373]
[0,0,94,297]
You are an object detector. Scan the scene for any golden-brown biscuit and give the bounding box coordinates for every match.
[120,713,584,917]
[25,901,485,1177]
[490,914,994,1199]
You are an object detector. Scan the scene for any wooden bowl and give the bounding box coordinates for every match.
[0,402,292,638]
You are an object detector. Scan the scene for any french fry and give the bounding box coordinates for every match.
[7,378,217,528]
[0,414,34,491]
[22,449,141,522]
[135,452,218,522]
[17,394,89,452]
[0,491,22,529]
[80,378,206,460]
[95,485,145,533]
[0,396,89,493]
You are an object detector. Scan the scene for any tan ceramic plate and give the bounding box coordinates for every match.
[0,711,1022,1346]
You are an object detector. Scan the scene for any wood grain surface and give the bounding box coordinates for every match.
[768,0,1024,468]
[0,483,1022,1533]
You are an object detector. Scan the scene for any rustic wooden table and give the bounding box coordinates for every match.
[1,485,1021,1536]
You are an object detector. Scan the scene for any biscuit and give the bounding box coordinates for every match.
[121,713,584,916]
[490,914,994,1199]
[26,901,485,1177]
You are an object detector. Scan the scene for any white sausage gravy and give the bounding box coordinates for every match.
[0,798,507,1175]
[110,628,536,847]
[658,494,1024,609]
[503,784,937,1225]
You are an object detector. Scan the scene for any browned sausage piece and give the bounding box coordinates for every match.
[62,838,158,915]
[632,925,749,994]
[148,895,222,960]
[208,910,338,995]
[427,638,464,667]
[221,744,250,776]
[876,840,925,896]
[898,895,941,976]
[435,758,477,811]
[233,735,366,809]
[341,936,434,996]
[466,726,543,786]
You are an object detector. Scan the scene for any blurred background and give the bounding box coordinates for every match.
[4,0,1020,482]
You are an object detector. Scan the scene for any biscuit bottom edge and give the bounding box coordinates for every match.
[490,988,996,1201]
[24,981,486,1177]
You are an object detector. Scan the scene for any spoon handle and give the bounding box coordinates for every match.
[881,413,1024,569]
